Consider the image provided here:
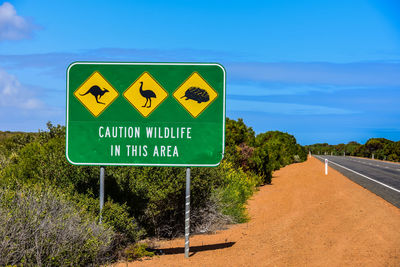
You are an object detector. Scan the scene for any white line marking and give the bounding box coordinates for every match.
[315,156,400,194]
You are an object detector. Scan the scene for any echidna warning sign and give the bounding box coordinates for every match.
[173,72,218,118]
[66,62,226,166]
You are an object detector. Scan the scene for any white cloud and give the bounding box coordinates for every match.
[0,68,42,109]
[0,2,35,41]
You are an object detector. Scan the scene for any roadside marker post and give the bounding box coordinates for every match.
[325,159,328,175]
[66,62,226,258]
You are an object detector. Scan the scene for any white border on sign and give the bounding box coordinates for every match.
[66,62,226,167]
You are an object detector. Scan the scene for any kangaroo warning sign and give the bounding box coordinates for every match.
[66,62,226,166]
[73,71,119,117]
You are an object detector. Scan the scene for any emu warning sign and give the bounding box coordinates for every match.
[66,62,226,166]
[123,72,168,118]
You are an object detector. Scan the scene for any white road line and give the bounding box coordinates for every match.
[315,156,400,194]
[349,156,400,167]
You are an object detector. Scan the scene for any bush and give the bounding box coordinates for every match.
[306,138,400,162]
[0,119,309,264]
[123,243,155,261]
[0,184,116,266]
[216,162,262,222]
[102,199,145,243]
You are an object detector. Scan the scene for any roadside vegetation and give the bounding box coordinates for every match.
[0,118,306,265]
[306,138,400,162]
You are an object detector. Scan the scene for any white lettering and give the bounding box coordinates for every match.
[173,146,179,157]
[171,127,176,138]
[181,127,185,138]
[111,145,120,156]
[128,127,134,138]
[112,127,117,138]
[158,127,163,138]
[99,126,104,138]
[153,146,159,157]
[146,127,153,138]
[164,127,170,138]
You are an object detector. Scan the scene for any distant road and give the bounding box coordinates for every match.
[314,155,400,208]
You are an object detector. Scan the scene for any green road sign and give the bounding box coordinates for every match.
[66,62,226,166]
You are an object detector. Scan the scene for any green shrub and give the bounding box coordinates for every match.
[102,199,145,242]
[0,184,116,266]
[123,243,155,261]
[216,162,262,223]
[0,119,308,254]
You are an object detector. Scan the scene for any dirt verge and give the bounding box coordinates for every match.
[115,157,400,266]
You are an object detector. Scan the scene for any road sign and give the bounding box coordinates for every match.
[66,62,226,166]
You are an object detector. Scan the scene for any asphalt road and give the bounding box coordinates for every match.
[314,155,400,209]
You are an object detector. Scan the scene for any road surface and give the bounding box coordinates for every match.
[315,155,400,208]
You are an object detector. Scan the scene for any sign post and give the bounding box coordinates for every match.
[66,62,225,257]
[184,167,191,258]
[99,166,105,223]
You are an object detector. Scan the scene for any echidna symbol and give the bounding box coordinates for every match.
[181,87,210,103]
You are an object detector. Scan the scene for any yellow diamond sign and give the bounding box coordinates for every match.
[123,72,168,117]
[173,72,218,118]
[74,71,119,117]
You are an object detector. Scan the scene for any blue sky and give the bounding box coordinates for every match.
[0,0,399,145]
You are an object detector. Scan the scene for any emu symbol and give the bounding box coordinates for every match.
[139,81,156,108]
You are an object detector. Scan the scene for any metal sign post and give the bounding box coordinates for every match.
[184,167,191,258]
[99,166,105,223]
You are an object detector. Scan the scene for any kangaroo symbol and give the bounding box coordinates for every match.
[139,81,156,108]
[80,85,109,105]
